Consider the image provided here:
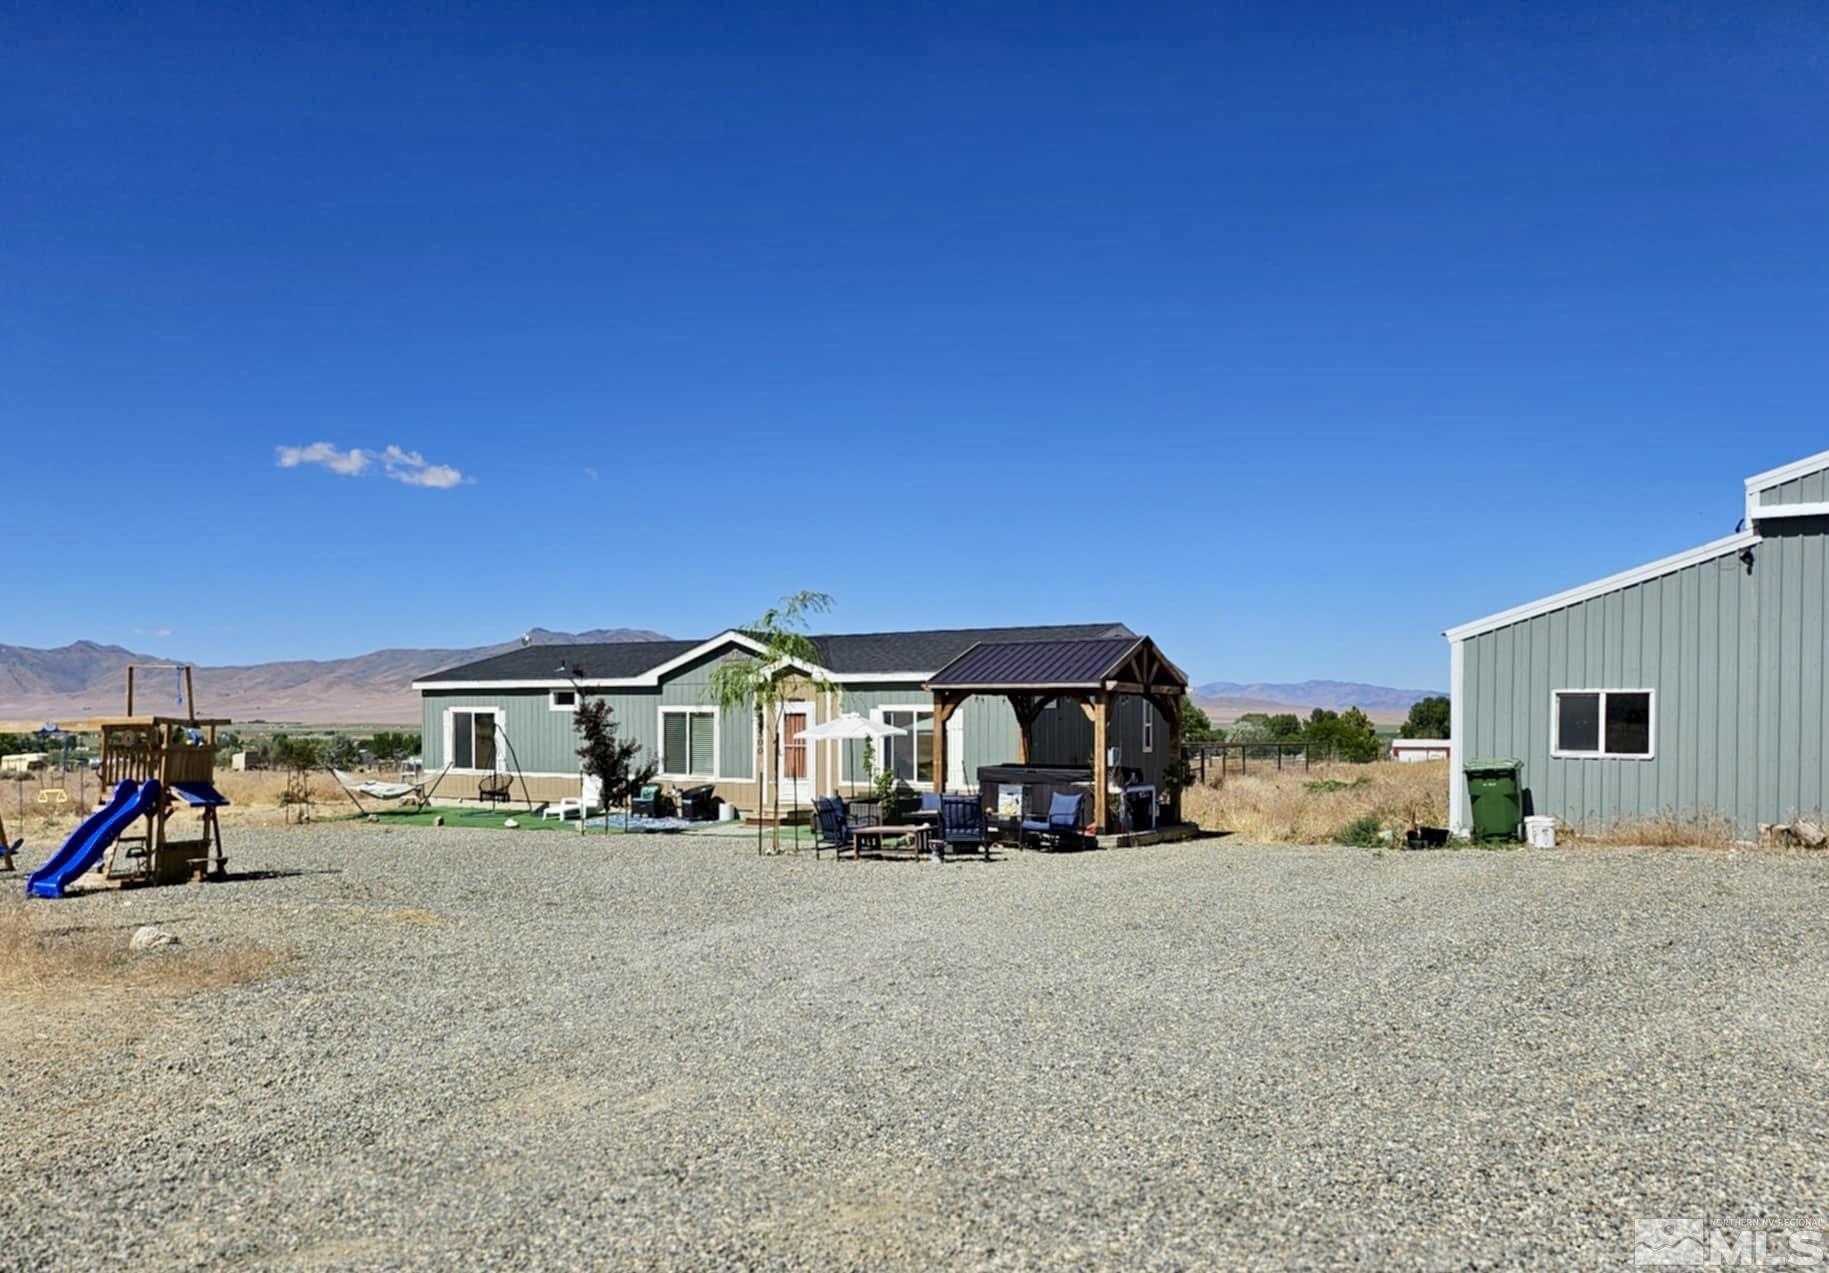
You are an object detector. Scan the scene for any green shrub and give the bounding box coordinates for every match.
[1335,815,1385,847]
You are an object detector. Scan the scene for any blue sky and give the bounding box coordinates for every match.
[4,1,1825,690]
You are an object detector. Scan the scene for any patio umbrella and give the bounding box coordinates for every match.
[794,713,907,801]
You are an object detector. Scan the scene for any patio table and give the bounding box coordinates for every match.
[848,824,935,861]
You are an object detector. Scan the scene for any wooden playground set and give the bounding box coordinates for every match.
[7,665,232,897]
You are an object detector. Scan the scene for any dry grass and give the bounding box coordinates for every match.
[2,768,353,839]
[0,895,282,1005]
[1180,762,1756,850]
[1181,760,1449,844]
[1558,810,1743,850]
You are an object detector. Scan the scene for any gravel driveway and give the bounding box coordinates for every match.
[5,827,1828,1269]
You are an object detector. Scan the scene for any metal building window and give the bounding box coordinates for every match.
[1552,690,1654,759]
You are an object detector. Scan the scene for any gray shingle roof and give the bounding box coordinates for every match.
[926,637,1144,688]
[418,639,701,684]
[416,623,1135,685]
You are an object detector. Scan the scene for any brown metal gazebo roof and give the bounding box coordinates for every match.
[926,635,1188,694]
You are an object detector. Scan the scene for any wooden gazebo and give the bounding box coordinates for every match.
[925,635,1189,831]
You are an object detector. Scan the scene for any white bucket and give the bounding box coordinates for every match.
[717,800,738,822]
[1524,815,1556,848]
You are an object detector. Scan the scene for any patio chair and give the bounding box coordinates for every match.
[677,785,717,821]
[812,796,851,859]
[542,773,603,822]
[939,794,989,860]
[844,796,881,830]
[631,784,672,819]
[1020,791,1088,851]
[477,773,512,808]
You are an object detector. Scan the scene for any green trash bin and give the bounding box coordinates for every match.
[1464,758,1523,843]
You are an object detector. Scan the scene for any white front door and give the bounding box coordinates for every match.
[777,701,815,805]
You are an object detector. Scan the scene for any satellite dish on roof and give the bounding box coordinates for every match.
[521,632,533,646]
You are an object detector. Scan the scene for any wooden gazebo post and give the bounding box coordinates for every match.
[1092,689,1113,833]
[931,690,959,794]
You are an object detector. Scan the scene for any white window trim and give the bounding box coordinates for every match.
[549,689,579,713]
[842,704,937,789]
[442,707,502,774]
[1141,701,1154,754]
[657,706,720,780]
[1550,689,1657,761]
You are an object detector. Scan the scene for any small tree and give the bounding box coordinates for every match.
[1399,696,1451,740]
[565,666,655,835]
[270,734,324,822]
[1303,707,1383,763]
[708,590,835,854]
[1179,701,1221,745]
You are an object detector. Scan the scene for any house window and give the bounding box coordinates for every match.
[1142,703,1154,753]
[550,689,578,712]
[661,708,716,778]
[451,710,498,771]
[1553,690,1654,759]
[878,708,934,786]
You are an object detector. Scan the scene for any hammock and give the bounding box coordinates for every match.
[330,765,449,813]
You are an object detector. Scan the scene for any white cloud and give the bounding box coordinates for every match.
[133,626,174,638]
[276,441,470,490]
[276,441,370,476]
[583,466,599,481]
[378,445,468,489]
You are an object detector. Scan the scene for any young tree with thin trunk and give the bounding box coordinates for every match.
[708,591,835,854]
[565,665,656,834]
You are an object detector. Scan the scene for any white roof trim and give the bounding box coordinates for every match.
[413,669,941,692]
[1444,529,1758,642]
[1750,500,1829,522]
[639,631,767,681]
[1744,448,1829,493]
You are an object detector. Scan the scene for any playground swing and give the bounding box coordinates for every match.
[329,763,452,815]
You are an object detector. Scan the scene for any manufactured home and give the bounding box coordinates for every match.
[1447,448,1829,838]
[413,623,1189,828]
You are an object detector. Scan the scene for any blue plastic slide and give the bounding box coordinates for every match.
[26,779,162,899]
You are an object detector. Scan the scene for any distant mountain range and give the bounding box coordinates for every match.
[1191,680,1446,726]
[0,628,666,727]
[0,635,1444,730]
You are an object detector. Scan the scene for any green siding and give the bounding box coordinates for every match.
[1759,466,1829,505]
[654,650,756,780]
[1461,521,1829,834]
[832,686,1165,791]
[421,649,757,780]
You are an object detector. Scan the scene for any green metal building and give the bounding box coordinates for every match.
[1447,448,1829,838]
